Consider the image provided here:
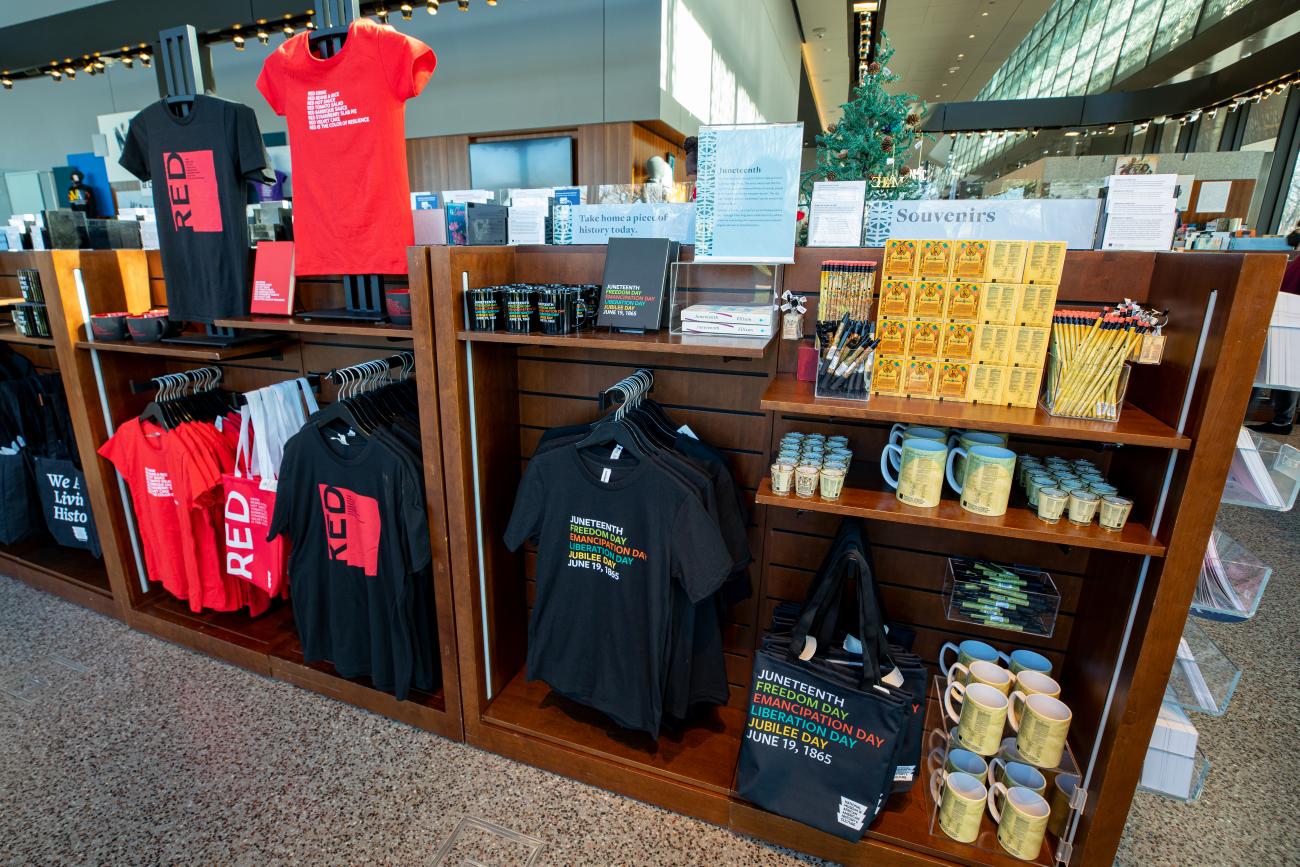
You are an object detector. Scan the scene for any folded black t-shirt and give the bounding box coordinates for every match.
[505,445,733,736]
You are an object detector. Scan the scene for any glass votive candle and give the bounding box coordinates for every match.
[794,464,820,498]
[770,463,795,495]
[819,467,846,500]
[1019,461,1044,488]
[1027,474,1055,507]
[1068,490,1101,525]
[827,436,849,448]
[1098,496,1133,531]
[1036,488,1068,523]
[1058,480,1085,494]
[1089,482,1118,497]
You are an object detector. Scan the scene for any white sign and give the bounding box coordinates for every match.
[442,189,495,204]
[879,200,1101,249]
[97,110,139,184]
[553,203,695,245]
[694,123,803,263]
[807,181,867,247]
[1102,174,1177,251]
[508,207,546,245]
[1195,181,1232,213]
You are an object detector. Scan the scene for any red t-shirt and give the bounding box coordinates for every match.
[98,419,195,603]
[256,19,435,276]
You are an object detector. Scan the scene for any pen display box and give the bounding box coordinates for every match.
[943,557,1059,638]
[1041,348,1130,422]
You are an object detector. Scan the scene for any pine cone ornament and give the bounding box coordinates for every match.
[900,165,911,176]
[881,136,894,152]
[827,122,838,133]
[905,112,920,127]
[868,61,881,76]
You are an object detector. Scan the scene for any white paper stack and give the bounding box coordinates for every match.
[1101,174,1179,251]
[1225,428,1286,508]
[1140,697,1199,798]
[679,304,773,337]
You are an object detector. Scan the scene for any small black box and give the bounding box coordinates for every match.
[465,202,508,246]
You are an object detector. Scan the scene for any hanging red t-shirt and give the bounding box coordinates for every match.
[98,419,194,603]
[256,19,435,276]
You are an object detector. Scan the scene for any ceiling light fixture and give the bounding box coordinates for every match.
[458,0,470,9]
[50,68,63,80]
[401,3,414,19]
[140,52,151,67]
[1,76,11,90]
[257,28,270,43]
[427,0,439,12]
[486,0,497,5]
[233,34,246,49]
[969,33,975,38]
[283,23,294,36]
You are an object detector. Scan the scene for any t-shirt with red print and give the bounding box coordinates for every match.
[118,95,269,323]
[268,423,430,699]
[98,418,196,603]
[256,19,435,276]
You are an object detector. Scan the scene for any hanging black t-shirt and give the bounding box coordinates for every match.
[505,445,733,736]
[268,423,431,698]
[119,95,269,323]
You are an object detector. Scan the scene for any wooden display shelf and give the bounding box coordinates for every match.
[74,336,290,361]
[762,376,1190,450]
[0,538,117,618]
[456,328,774,358]
[0,329,56,347]
[212,315,414,339]
[482,671,743,795]
[755,479,1166,556]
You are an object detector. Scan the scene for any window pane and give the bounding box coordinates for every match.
[1199,0,1254,31]
[1194,111,1226,151]
[1151,0,1201,58]
[1089,0,1135,93]
[1280,149,1300,233]
[1068,0,1112,95]
[1113,0,1161,82]
[1243,95,1286,147]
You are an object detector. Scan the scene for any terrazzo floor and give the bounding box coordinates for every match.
[0,498,1296,865]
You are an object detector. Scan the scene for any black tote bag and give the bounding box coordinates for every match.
[31,455,102,557]
[0,447,38,544]
[736,525,910,841]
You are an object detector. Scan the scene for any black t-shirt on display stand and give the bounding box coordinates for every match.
[119,95,270,323]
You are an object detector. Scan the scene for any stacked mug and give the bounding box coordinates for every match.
[930,639,1077,860]
[879,424,1020,518]
[1018,454,1133,530]
[771,432,852,500]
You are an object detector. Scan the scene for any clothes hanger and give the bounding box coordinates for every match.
[311,365,368,438]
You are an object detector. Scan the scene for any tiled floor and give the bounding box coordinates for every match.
[1,497,1295,865]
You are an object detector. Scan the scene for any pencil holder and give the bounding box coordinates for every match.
[1041,348,1130,422]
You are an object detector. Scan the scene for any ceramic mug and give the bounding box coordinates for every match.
[1013,670,1061,699]
[945,681,1010,756]
[931,770,988,844]
[939,639,1002,675]
[986,784,1051,860]
[1048,773,1081,837]
[926,745,989,784]
[947,431,1009,484]
[1001,648,1053,676]
[948,658,1014,695]
[1009,692,1073,768]
[990,758,1048,801]
[886,424,949,470]
[947,444,1018,517]
[881,437,948,508]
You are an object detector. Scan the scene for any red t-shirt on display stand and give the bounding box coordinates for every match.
[256,19,436,276]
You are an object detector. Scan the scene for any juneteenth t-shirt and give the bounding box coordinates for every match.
[504,446,733,736]
[119,96,269,323]
[256,18,435,275]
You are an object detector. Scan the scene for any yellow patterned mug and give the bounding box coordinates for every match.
[948,658,1014,696]
[946,444,1017,517]
[986,783,1051,860]
[881,437,947,508]
[946,431,1009,484]
[931,770,988,844]
[944,681,1009,756]
[1009,691,1072,768]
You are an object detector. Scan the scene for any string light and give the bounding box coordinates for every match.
[401,3,415,19]
[139,52,151,67]
[486,0,498,5]
[427,0,439,12]
[233,34,246,49]
[283,22,295,36]
[458,0,470,9]
[1,75,12,90]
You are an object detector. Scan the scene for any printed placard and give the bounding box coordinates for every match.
[904,358,939,397]
[872,355,905,394]
[969,365,1008,404]
[987,240,1028,282]
[942,322,976,361]
[937,361,972,401]
[877,318,910,356]
[947,282,981,320]
[878,279,914,318]
[908,321,942,358]
[917,240,955,278]
[979,283,1021,325]
[883,239,920,276]
[912,281,947,319]
[952,240,991,281]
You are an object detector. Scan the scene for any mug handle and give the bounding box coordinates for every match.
[947,433,961,449]
[1008,690,1028,732]
[927,727,949,756]
[938,641,959,674]
[946,661,970,691]
[929,768,948,804]
[944,680,967,724]
[880,443,902,489]
[946,446,968,494]
[998,650,1014,667]
[987,781,1009,822]
[925,747,944,781]
[989,756,1006,783]
[888,423,905,448]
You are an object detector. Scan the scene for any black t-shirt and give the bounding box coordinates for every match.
[268,423,431,699]
[505,445,733,736]
[119,95,269,323]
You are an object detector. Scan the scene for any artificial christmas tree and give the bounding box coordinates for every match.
[802,35,927,201]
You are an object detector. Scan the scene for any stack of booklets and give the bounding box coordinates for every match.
[1255,291,1300,388]
[679,304,773,337]
[1193,527,1271,617]
[1223,428,1288,509]
[1140,697,1200,799]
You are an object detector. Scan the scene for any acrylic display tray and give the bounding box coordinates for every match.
[923,676,1081,867]
[1191,526,1272,622]
[1220,429,1300,512]
[943,557,1060,639]
[1137,749,1210,804]
[1165,618,1240,717]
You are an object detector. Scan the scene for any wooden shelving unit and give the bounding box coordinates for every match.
[74,336,290,361]
[213,314,414,339]
[457,327,774,358]
[755,479,1166,555]
[422,244,1285,867]
[0,329,56,347]
[761,376,1192,450]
